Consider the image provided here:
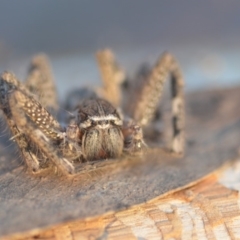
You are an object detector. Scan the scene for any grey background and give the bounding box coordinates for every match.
[0,1,240,97]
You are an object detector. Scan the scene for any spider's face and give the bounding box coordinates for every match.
[77,98,124,160]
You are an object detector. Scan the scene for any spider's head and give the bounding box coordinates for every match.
[77,98,124,160]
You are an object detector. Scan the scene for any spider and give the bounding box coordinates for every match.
[0,49,184,175]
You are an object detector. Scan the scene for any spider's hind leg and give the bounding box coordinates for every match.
[131,52,185,155]
[25,54,58,113]
[96,49,125,107]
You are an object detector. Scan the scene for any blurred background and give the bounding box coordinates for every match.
[0,0,240,99]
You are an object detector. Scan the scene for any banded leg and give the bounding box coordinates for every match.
[131,52,185,154]
[12,87,83,163]
[96,49,125,107]
[8,88,75,175]
[0,72,43,172]
[1,72,75,174]
[25,54,58,113]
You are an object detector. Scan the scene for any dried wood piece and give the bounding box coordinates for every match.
[0,86,240,239]
[8,160,240,240]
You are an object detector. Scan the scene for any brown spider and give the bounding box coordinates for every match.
[0,49,184,175]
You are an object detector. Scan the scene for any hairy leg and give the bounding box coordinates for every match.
[9,89,75,175]
[25,54,58,113]
[1,72,76,174]
[0,72,42,172]
[96,49,125,107]
[131,52,185,154]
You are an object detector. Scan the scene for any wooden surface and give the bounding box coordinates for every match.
[1,86,240,239]
[5,159,240,240]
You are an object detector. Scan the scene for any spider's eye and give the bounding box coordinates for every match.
[100,120,109,125]
[96,120,110,128]
[90,120,96,127]
[110,120,115,125]
[111,118,123,126]
[79,118,95,129]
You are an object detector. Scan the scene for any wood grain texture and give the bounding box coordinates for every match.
[4,160,240,240]
[1,86,240,239]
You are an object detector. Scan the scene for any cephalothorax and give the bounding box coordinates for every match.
[0,50,184,175]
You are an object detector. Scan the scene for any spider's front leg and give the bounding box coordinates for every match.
[0,72,77,174]
[131,52,185,155]
[0,72,43,172]
[9,88,77,174]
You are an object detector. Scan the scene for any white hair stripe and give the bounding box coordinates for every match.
[90,114,119,121]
